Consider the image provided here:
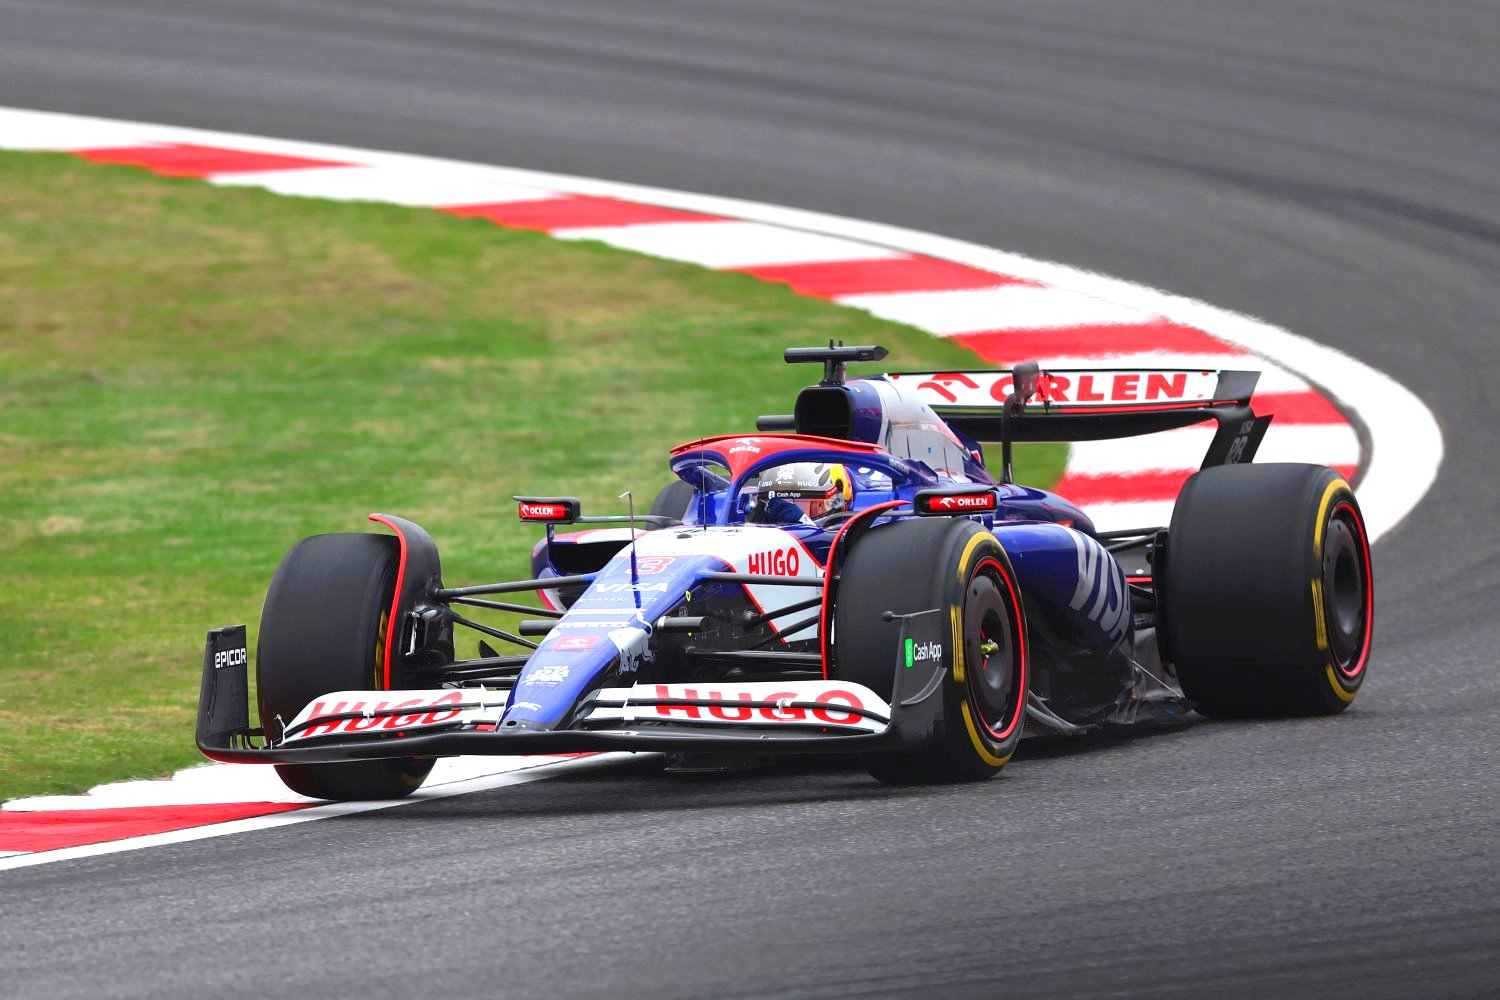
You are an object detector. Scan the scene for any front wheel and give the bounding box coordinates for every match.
[649,480,696,521]
[257,532,435,800]
[833,517,1029,784]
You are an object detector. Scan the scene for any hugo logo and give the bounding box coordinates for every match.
[746,548,801,576]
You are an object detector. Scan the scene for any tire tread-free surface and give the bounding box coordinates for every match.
[258,532,433,800]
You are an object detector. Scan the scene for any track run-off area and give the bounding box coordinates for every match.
[0,104,1438,866]
[1,2,1497,997]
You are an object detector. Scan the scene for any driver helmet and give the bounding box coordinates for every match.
[747,463,853,523]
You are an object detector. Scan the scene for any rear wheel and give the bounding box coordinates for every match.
[833,518,1029,784]
[1161,464,1373,716]
[258,532,434,799]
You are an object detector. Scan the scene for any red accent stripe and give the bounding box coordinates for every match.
[952,321,1242,363]
[1256,391,1348,425]
[1333,499,1375,680]
[735,257,1034,298]
[368,514,409,690]
[971,556,1027,742]
[1059,465,1360,505]
[1056,470,1192,505]
[441,196,720,231]
[0,802,306,854]
[72,143,348,177]
[819,500,908,679]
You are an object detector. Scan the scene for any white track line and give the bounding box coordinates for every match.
[212,164,558,206]
[553,220,905,268]
[0,754,634,872]
[836,285,1158,334]
[3,754,585,811]
[1067,424,1361,477]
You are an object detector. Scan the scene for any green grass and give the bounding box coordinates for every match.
[0,151,1068,800]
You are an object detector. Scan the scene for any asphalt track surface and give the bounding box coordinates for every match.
[2,2,1498,997]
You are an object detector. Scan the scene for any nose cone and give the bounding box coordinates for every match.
[501,550,709,728]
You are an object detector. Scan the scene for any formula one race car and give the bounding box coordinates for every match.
[197,345,1374,800]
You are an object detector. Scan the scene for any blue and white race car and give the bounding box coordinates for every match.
[197,345,1373,799]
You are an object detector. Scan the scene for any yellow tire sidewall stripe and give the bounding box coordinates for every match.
[1325,665,1358,702]
[961,702,1013,767]
[952,529,1015,765]
[1312,477,1361,699]
[1312,478,1350,555]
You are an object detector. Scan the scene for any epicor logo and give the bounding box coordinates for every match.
[214,647,247,669]
[903,638,942,668]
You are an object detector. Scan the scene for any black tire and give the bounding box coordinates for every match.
[649,480,696,521]
[258,532,435,800]
[833,518,1029,784]
[1161,463,1373,717]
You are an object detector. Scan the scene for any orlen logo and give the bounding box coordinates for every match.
[651,685,866,725]
[521,502,566,520]
[915,372,980,403]
[918,490,997,515]
[935,493,994,511]
[746,547,801,576]
[213,647,247,669]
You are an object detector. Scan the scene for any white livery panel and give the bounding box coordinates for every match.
[609,525,825,640]
[281,688,508,741]
[588,680,890,733]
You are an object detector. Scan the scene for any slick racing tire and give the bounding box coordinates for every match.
[834,518,1029,784]
[649,480,696,521]
[1161,464,1373,716]
[258,532,434,800]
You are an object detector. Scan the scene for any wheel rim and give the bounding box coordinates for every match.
[1322,501,1372,677]
[373,606,389,688]
[964,558,1025,741]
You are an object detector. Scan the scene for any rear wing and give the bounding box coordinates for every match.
[886,367,1271,467]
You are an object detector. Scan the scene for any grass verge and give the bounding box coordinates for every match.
[0,151,1067,800]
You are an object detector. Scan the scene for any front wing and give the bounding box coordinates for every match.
[196,611,951,765]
